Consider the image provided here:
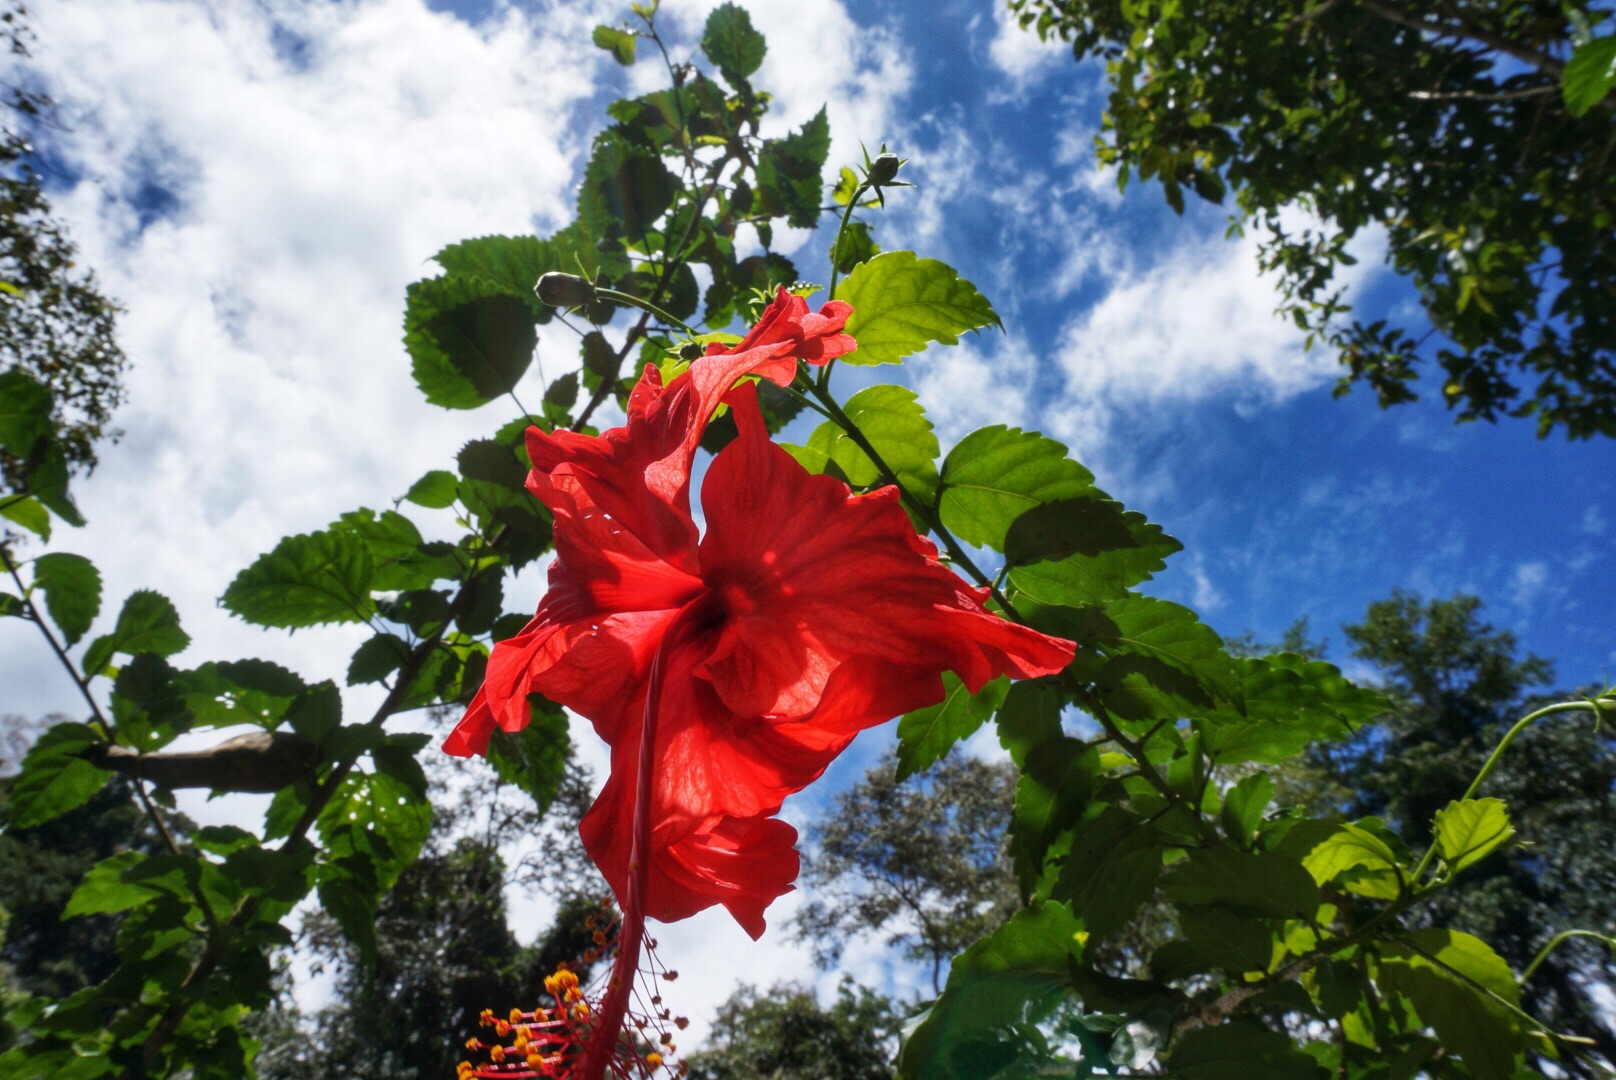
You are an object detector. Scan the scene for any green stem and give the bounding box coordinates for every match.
[825,182,867,302]
[593,287,699,337]
[1409,698,1614,884]
[1521,929,1616,985]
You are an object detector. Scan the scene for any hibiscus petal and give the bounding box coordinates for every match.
[697,383,1075,718]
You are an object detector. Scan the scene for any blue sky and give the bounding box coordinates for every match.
[3,0,1612,1034]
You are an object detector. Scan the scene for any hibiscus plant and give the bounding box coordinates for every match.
[2,3,1614,1079]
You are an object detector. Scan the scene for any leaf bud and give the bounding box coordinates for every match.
[678,342,705,360]
[868,152,904,187]
[536,272,596,309]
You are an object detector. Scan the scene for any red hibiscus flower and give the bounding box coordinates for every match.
[444,289,1074,940]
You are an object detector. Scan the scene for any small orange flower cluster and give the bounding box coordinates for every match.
[454,908,687,1079]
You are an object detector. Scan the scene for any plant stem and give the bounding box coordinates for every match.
[1521,929,1616,985]
[1409,698,1614,884]
[825,182,867,301]
[593,287,699,337]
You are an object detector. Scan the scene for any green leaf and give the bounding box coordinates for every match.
[423,294,537,405]
[755,107,830,229]
[0,494,50,538]
[1009,736,1100,893]
[81,590,190,677]
[347,633,410,686]
[578,130,678,241]
[1162,847,1319,920]
[592,24,638,66]
[1564,36,1616,116]
[806,384,938,505]
[458,438,527,490]
[1178,907,1275,974]
[405,274,536,410]
[1432,798,1514,876]
[486,701,571,813]
[0,368,52,455]
[1065,596,1242,720]
[1169,1020,1328,1080]
[431,234,558,312]
[701,2,766,84]
[897,902,1084,1080]
[1005,496,1180,606]
[318,770,432,893]
[995,679,1064,769]
[1380,930,1524,1080]
[1219,772,1274,846]
[830,219,878,275]
[836,251,999,366]
[938,426,1097,550]
[285,682,343,748]
[1300,822,1401,894]
[31,552,100,646]
[895,674,1008,781]
[221,530,375,629]
[1201,653,1383,765]
[1053,806,1163,942]
[9,721,110,828]
[61,851,155,918]
[404,469,458,509]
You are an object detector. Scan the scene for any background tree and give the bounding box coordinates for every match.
[252,755,604,1080]
[1011,0,1616,438]
[683,981,905,1080]
[795,751,1020,996]
[0,0,125,502]
[1316,592,1616,1073]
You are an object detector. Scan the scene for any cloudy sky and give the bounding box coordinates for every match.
[4,0,1614,1048]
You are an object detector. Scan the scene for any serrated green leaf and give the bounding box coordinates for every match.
[592,24,638,66]
[1201,653,1382,765]
[222,530,375,628]
[836,251,999,366]
[897,902,1084,1080]
[1053,806,1163,941]
[61,851,154,918]
[755,107,829,229]
[81,590,190,677]
[830,219,878,275]
[9,721,110,828]
[405,274,536,410]
[1564,36,1616,116]
[0,493,50,538]
[347,633,409,686]
[1067,596,1242,719]
[1005,496,1179,606]
[806,384,938,506]
[1433,797,1514,875]
[1219,772,1274,845]
[0,368,52,455]
[31,552,100,646]
[701,2,765,84]
[895,674,1008,781]
[939,426,1097,550]
[1162,847,1319,920]
[1300,822,1401,891]
[1380,930,1523,1080]
[486,702,571,813]
[1169,1020,1328,1080]
[404,469,458,508]
[579,130,678,242]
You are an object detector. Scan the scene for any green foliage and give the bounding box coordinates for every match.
[8,722,109,829]
[806,384,939,505]
[28,552,99,646]
[895,675,1008,781]
[700,3,765,86]
[1012,0,1616,438]
[835,252,999,366]
[593,24,638,66]
[222,530,375,628]
[938,425,1096,550]
[1563,36,1616,115]
[686,980,904,1080]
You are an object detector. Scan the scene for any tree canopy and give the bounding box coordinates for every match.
[1012,0,1616,438]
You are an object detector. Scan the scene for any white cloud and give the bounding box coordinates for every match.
[983,1,1067,91]
[1043,228,1380,473]
[1509,560,1550,611]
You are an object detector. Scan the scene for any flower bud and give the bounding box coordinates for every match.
[536,271,596,309]
[678,342,705,360]
[868,152,903,186]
